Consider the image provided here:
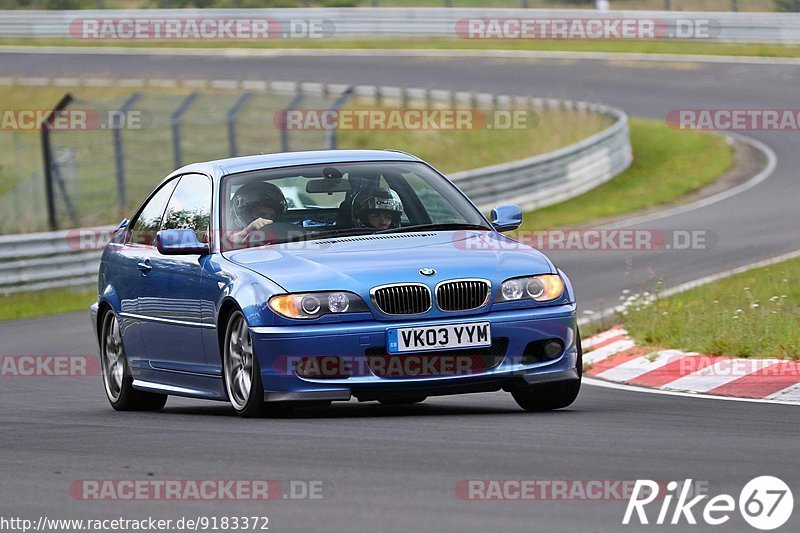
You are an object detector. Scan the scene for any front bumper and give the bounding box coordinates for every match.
[250,304,579,402]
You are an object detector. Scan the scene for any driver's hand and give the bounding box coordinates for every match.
[231,218,274,245]
[246,218,273,231]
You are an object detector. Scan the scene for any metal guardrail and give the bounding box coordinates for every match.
[0,81,631,294]
[452,100,630,212]
[0,227,108,293]
[2,8,800,44]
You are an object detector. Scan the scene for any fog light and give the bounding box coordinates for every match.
[543,340,563,359]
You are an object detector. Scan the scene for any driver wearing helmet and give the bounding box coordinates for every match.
[351,188,403,230]
[230,181,289,245]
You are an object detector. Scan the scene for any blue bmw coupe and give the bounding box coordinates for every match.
[91,150,581,417]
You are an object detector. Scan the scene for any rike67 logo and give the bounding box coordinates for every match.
[624,477,793,530]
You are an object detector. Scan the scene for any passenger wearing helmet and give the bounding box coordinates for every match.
[230,181,290,245]
[351,188,403,230]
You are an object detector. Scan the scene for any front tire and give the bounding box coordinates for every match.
[511,329,582,412]
[100,310,167,412]
[223,310,292,418]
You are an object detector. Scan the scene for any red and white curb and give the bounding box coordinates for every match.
[583,326,800,404]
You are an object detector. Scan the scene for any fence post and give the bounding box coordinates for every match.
[326,86,354,150]
[281,91,305,153]
[41,93,73,231]
[51,149,79,227]
[113,92,141,216]
[171,92,200,169]
[227,92,254,158]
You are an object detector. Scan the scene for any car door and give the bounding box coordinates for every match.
[138,173,214,372]
[113,178,179,364]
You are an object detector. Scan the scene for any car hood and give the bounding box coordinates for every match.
[223,231,555,294]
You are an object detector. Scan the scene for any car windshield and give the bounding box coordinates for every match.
[220,161,490,251]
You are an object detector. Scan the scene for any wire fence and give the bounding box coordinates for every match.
[29,84,344,231]
[0,132,48,235]
[0,79,631,237]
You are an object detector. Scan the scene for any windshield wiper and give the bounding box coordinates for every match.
[374,223,490,235]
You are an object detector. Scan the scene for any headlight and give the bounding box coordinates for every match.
[501,279,524,301]
[495,274,564,303]
[327,292,350,313]
[269,291,368,319]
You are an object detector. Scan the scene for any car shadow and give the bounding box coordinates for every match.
[160,400,584,419]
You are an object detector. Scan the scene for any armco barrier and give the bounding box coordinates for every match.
[451,99,629,212]
[0,81,631,293]
[1,8,800,44]
[0,227,108,293]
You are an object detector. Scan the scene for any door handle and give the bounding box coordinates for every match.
[137,259,152,273]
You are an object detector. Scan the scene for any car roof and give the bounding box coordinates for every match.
[167,149,423,180]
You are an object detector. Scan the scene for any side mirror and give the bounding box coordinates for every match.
[156,229,209,255]
[490,205,522,232]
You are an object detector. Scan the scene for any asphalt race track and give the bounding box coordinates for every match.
[1,50,799,531]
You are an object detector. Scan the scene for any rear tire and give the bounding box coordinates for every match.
[511,329,582,412]
[100,310,167,412]
[223,310,293,418]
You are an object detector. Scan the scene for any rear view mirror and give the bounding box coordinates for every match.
[156,229,209,255]
[306,178,351,194]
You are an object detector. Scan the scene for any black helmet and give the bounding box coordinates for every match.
[351,188,403,229]
[232,181,287,228]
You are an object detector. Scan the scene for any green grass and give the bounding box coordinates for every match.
[337,104,612,174]
[622,257,800,359]
[518,118,734,230]
[4,37,800,59]
[0,287,96,322]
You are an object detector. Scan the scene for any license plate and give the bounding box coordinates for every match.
[386,322,491,354]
